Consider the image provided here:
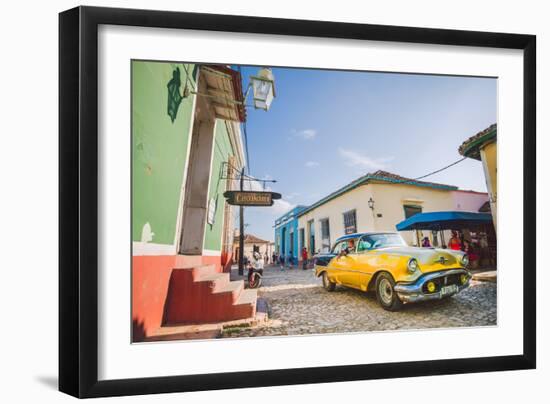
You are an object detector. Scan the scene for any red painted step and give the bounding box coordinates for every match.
[231,289,257,319]
[146,297,267,342]
[172,263,218,281]
[163,264,257,324]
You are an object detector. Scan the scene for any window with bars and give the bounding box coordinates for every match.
[320,218,331,252]
[403,204,422,219]
[308,220,316,253]
[343,210,357,234]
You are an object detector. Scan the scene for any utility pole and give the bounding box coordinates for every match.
[238,167,245,275]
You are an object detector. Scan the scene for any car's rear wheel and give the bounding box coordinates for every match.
[322,272,336,292]
[375,272,403,311]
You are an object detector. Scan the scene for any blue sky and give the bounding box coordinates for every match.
[235,65,496,242]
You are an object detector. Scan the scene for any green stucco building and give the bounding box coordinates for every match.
[131,61,255,341]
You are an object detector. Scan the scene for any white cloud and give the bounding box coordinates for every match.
[241,174,276,192]
[271,199,296,215]
[243,178,270,192]
[285,192,300,200]
[338,148,393,171]
[292,128,317,140]
[304,161,319,168]
[241,177,295,216]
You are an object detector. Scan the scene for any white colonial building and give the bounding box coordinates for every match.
[296,170,488,256]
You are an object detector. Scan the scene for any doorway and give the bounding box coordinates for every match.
[308,220,315,254]
[281,227,287,256]
[178,76,216,255]
[289,229,295,258]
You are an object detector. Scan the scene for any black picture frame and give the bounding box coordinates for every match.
[59,5,536,398]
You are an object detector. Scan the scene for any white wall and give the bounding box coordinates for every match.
[370,183,456,244]
[1,1,547,404]
[235,242,273,260]
[451,190,490,212]
[298,185,375,252]
[298,182,459,247]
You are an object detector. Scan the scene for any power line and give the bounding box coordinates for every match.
[223,161,276,186]
[414,157,468,181]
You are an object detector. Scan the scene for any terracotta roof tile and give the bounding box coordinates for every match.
[368,170,456,189]
[298,170,458,217]
[233,234,270,244]
[458,124,497,160]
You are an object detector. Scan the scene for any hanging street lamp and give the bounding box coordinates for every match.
[249,67,276,111]
[368,197,375,210]
[186,65,276,113]
[180,64,278,275]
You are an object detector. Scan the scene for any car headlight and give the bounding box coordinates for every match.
[407,258,419,273]
[461,254,469,267]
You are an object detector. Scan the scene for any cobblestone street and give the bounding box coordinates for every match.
[223,265,497,338]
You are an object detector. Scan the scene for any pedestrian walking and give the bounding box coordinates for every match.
[301,247,308,270]
[279,253,285,271]
[286,252,293,269]
[463,239,479,267]
[449,231,462,251]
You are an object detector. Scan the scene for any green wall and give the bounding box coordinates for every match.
[132,61,197,245]
[203,121,235,251]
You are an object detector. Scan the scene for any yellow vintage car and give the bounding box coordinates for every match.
[314,232,471,311]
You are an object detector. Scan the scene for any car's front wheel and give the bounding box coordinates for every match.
[375,272,403,311]
[322,272,336,292]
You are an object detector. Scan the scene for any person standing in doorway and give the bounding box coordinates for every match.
[287,252,293,269]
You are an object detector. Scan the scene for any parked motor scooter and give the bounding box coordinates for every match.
[247,252,264,288]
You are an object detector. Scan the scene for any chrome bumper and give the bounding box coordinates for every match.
[394,269,471,303]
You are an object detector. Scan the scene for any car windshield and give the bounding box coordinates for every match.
[331,238,358,254]
[358,233,407,251]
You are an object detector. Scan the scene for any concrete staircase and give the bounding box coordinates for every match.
[163,264,257,324]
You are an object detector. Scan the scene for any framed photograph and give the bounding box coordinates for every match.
[59,6,536,398]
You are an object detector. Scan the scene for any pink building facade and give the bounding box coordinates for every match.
[451,190,489,213]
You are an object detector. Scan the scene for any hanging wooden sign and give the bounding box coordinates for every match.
[223,191,281,206]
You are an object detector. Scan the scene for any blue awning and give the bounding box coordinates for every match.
[396,211,493,231]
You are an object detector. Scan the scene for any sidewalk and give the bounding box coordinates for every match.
[471,269,497,283]
[222,263,497,339]
[230,263,314,285]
